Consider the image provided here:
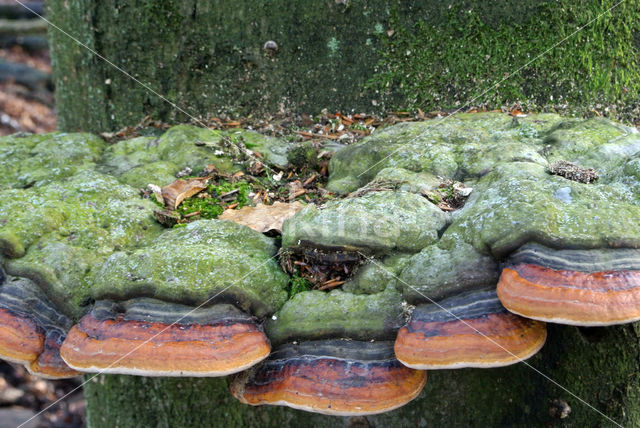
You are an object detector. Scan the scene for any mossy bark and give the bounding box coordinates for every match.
[48,0,640,133]
[84,324,640,427]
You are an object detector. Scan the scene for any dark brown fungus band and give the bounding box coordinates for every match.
[230,339,427,416]
[498,244,640,326]
[395,289,547,369]
[0,275,79,378]
[60,298,270,376]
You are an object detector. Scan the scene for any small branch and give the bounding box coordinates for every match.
[0,19,47,36]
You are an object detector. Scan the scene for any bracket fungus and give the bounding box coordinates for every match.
[394,289,547,369]
[0,275,78,378]
[498,244,640,326]
[2,114,640,421]
[60,299,270,376]
[0,128,288,380]
[230,340,427,416]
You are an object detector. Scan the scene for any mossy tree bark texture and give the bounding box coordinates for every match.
[46,1,640,426]
[48,0,640,133]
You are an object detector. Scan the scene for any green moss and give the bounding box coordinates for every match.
[174,181,253,220]
[367,1,640,121]
[288,272,312,298]
[176,198,225,219]
[91,220,288,318]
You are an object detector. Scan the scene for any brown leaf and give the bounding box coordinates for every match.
[218,201,306,234]
[161,177,209,210]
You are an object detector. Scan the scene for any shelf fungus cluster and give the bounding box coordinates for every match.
[2,113,640,417]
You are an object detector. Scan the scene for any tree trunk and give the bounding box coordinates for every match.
[48,0,640,133]
[46,1,640,426]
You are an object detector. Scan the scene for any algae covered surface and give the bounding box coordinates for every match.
[0,125,290,319]
[92,220,288,318]
[3,114,640,426]
[282,190,448,253]
[3,112,640,329]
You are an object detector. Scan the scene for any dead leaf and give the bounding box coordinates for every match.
[161,177,209,210]
[302,174,318,187]
[218,201,306,234]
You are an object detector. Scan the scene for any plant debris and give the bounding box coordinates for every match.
[423,179,473,211]
[218,201,305,234]
[148,154,333,228]
[161,177,210,210]
[549,160,599,183]
[0,361,85,427]
[279,247,363,291]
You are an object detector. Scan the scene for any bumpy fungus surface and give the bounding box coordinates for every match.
[60,299,270,376]
[326,113,637,193]
[98,126,260,188]
[265,286,404,345]
[498,244,640,326]
[282,190,448,253]
[395,289,547,369]
[281,112,640,413]
[399,242,499,303]
[92,220,288,318]
[230,340,427,416]
[2,114,640,418]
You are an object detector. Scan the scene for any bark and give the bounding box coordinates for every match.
[47,0,640,133]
